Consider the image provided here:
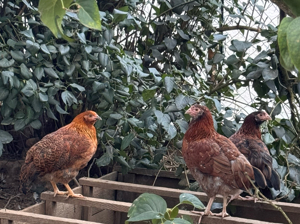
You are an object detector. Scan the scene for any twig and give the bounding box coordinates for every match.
[4,194,21,210]
[245,174,292,224]
[152,165,164,186]
[216,25,261,33]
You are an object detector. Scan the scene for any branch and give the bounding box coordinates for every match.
[270,0,296,18]
[216,25,261,33]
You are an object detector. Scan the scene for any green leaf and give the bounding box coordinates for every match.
[70,83,85,92]
[110,113,123,120]
[21,79,37,97]
[117,156,131,168]
[164,37,177,50]
[0,58,15,68]
[121,133,134,150]
[61,90,78,106]
[14,119,26,131]
[142,89,156,101]
[286,17,300,72]
[41,44,50,54]
[26,40,40,55]
[179,193,205,210]
[58,45,70,55]
[164,76,174,93]
[0,88,9,101]
[55,104,69,114]
[127,193,167,222]
[0,142,3,157]
[262,68,278,81]
[77,0,101,30]
[44,67,59,78]
[0,130,13,144]
[278,17,294,71]
[38,0,73,39]
[96,153,111,167]
[213,53,225,63]
[39,92,48,102]
[113,8,128,23]
[102,88,114,104]
[10,50,25,62]
[30,120,42,129]
[230,40,252,52]
[263,133,275,145]
[34,67,44,80]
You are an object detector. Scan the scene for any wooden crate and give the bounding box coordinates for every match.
[0,167,299,224]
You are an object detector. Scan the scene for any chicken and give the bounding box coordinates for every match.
[20,110,101,198]
[229,111,280,193]
[182,104,254,218]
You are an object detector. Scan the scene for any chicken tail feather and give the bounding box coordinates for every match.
[267,169,281,190]
[253,166,267,189]
[19,162,38,194]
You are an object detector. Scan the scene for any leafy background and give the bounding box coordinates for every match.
[1,0,300,202]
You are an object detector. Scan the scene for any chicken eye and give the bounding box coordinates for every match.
[89,114,92,117]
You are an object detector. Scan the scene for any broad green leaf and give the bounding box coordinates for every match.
[278,17,294,71]
[113,8,128,23]
[286,17,300,72]
[38,0,73,40]
[0,58,15,68]
[164,37,177,50]
[61,90,78,106]
[10,50,25,62]
[44,67,59,78]
[58,45,70,55]
[166,122,177,139]
[117,156,131,168]
[0,130,13,144]
[55,104,69,114]
[142,89,156,101]
[41,44,50,54]
[26,40,40,55]
[127,193,167,222]
[263,133,275,145]
[70,83,85,92]
[164,76,174,93]
[121,133,134,150]
[96,153,111,167]
[102,88,114,104]
[77,0,101,30]
[34,67,44,80]
[20,63,33,79]
[230,40,252,52]
[14,119,26,131]
[0,88,9,100]
[39,92,48,102]
[30,120,42,129]
[21,79,37,97]
[213,34,227,41]
[110,113,123,120]
[179,193,205,210]
[213,53,225,63]
[262,68,278,81]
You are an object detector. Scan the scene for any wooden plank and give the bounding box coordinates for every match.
[114,166,195,180]
[100,171,118,181]
[40,193,281,224]
[79,178,300,214]
[0,210,102,224]
[82,186,93,220]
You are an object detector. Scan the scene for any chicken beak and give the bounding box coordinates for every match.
[265,114,271,121]
[96,115,102,120]
[185,107,193,115]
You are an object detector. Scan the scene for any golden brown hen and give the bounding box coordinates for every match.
[229,111,280,191]
[20,110,101,198]
[182,104,254,218]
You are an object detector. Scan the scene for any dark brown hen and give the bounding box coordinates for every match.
[20,111,101,198]
[229,111,280,191]
[182,104,254,218]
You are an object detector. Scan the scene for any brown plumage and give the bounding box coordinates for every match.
[182,104,254,217]
[20,110,101,198]
[229,111,280,191]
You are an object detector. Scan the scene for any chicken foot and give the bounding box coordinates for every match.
[191,196,215,223]
[63,183,84,198]
[214,196,229,218]
[51,181,68,197]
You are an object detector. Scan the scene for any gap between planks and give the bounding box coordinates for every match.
[0,209,102,224]
[78,177,300,214]
[40,192,281,224]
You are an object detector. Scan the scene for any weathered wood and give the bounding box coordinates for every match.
[114,166,195,180]
[81,186,93,220]
[0,210,102,224]
[79,178,300,214]
[39,193,282,224]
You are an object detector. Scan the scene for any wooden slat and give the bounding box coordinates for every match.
[0,210,101,224]
[114,166,195,180]
[40,193,281,224]
[79,178,300,214]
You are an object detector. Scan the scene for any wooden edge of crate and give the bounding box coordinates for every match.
[78,177,300,214]
[0,209,102,224]
[40,192,282,224]
[113,166,195,180]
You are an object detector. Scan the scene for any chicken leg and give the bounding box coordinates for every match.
[215,196,229,218]
[50,181,68,197]
[63,183,84,198]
